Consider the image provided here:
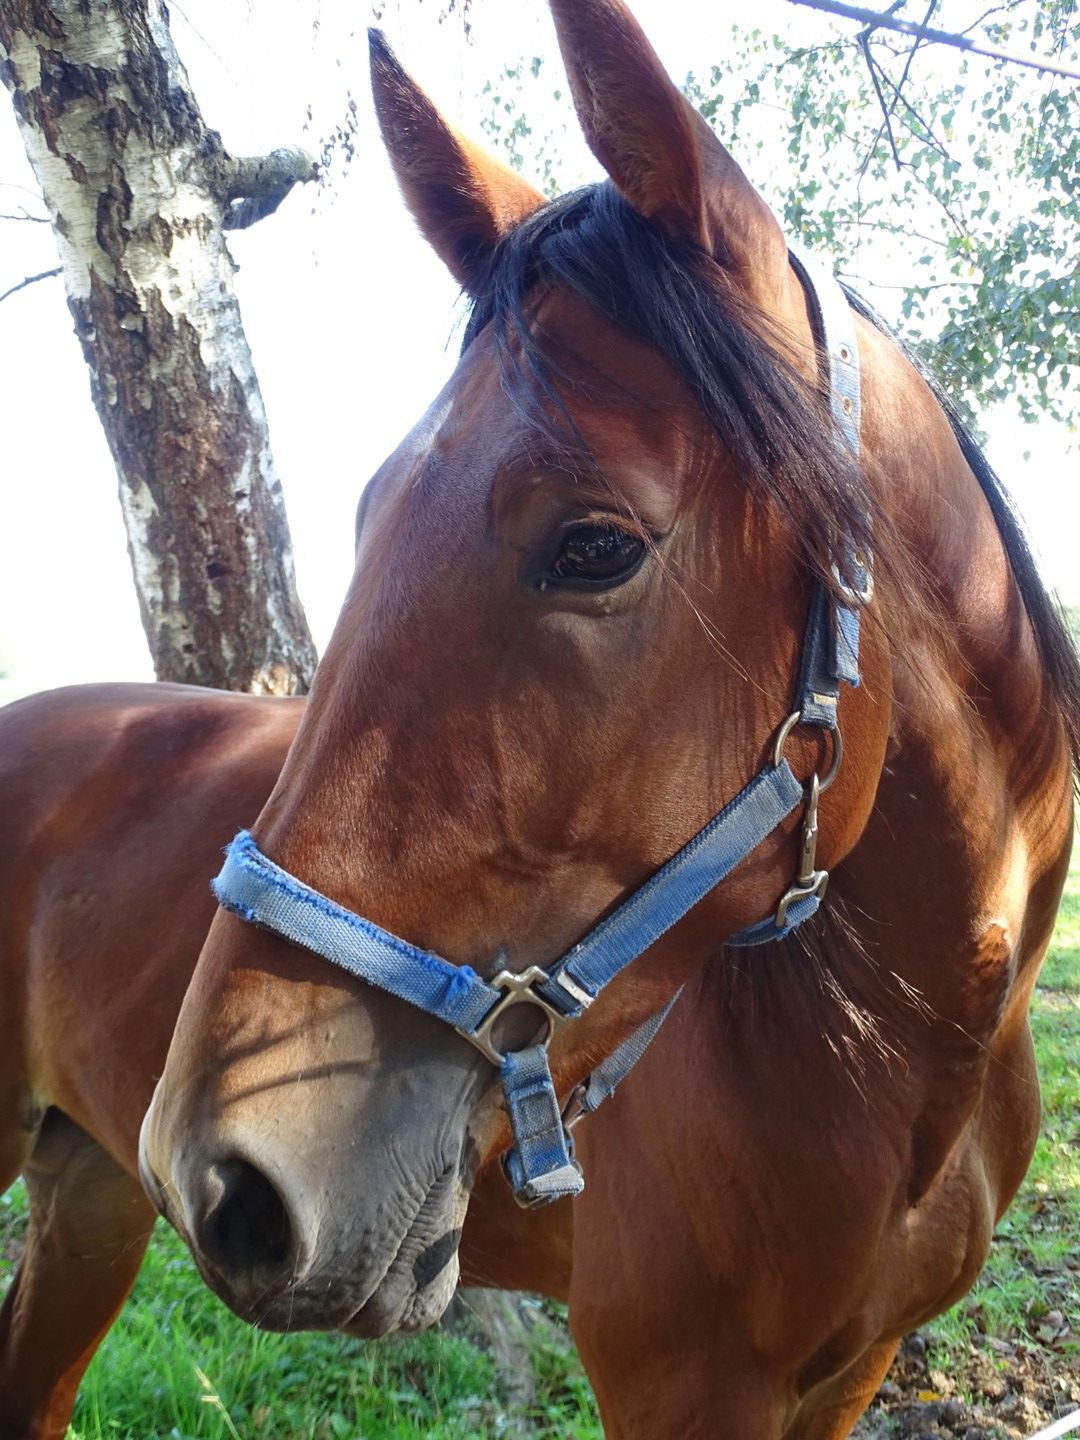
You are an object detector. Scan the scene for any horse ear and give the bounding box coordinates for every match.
[547,0,788,292]
[369,30,546,290]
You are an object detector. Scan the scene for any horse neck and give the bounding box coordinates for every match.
[821,321,1073,1046]
[666,320,1072,1152]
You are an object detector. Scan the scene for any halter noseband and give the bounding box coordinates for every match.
[213,245,869,1207]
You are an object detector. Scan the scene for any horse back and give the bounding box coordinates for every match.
[0,683,302,1171]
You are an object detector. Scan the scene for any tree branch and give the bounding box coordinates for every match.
[0,207,50,222]
[859,35,902,171]
[871,56,951,159]
[886,0,939,134]
[853,277,981,290]
[0,266,60,303]
[784,0,1080,78]
[219,146,318,231]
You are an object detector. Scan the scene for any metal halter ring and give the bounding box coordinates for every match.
[458,965,569,1067]
[772,711,844,792]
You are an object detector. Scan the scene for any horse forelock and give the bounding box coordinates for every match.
[459,181,1080,777]
[461,183,879,606]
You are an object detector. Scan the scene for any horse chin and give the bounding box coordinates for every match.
[235,1249,461,1339]
[337,1179,467,1339]
[234,1175,465,1338]
[343,1247,461,1338]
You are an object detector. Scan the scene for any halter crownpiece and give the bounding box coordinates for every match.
[212,246,868,1207]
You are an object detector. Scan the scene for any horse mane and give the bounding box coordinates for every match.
[462,181,1080,773]
[843,288,1080,774]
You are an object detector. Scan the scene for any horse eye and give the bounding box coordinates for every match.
[547,523,647,589]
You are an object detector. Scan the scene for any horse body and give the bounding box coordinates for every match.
[138,2,1077,1436]
[565,302,1073,1437]
[0,684,569,1438]
[0,685,308,1438]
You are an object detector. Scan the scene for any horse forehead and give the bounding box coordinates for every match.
[451,335,702,484]
[376,300,710,540]
[380,342,521,501]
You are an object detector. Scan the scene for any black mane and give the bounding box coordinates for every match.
[463,181,1080,769]
[845,287,1080,771]
[463,183,872,588]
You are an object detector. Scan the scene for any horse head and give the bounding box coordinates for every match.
[140,0,891,1336]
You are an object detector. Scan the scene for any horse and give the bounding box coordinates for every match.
[10,0,1080,1432]
[0,683,572,1439]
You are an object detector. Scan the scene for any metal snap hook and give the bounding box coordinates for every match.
[775,771,830,928]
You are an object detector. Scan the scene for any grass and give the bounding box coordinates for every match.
[2,851,1078,1438]
[0,1195,599,1440]
[0,1187,600,1439]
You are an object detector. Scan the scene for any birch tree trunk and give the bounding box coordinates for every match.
[0,0,318,693]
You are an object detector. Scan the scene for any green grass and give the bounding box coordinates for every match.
[0,1184,600,1439]
[2,850,1078,1438]
[0,1191,599,1439]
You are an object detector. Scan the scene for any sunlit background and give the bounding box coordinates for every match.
[1,0,1076,703]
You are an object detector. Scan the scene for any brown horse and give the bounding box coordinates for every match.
[6,0,1078,1434]
[141,0,1080,1432]
[0,683,571,1439]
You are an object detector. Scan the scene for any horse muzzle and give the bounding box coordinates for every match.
[138,1087,470,1334]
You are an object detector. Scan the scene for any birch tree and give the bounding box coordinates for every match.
[0,0,318,692]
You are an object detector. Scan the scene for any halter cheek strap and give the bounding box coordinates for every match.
[212,246,867,1208]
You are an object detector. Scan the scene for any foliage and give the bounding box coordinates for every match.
[479,57,564,199]
[480,2,1080,433]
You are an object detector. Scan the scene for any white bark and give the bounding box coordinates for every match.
[0,0,318,692]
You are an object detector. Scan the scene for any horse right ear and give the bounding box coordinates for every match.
[369,31,546,291]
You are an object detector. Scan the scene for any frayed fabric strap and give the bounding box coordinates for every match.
[788,241,861,454]
[574,991,682,1117]
[725,890,822,948]
[539,760,805,1012]
[724,246,868,948]
[212,757,806,1207]
[787,241,866,726]
[213,832,501,1032]
[501,1047,584,1205]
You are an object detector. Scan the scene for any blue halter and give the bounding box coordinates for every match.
[213,245,868,1207]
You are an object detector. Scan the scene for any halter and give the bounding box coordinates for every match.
[213,245,869,1208]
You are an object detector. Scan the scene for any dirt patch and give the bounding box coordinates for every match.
[853,1329,1080,1439]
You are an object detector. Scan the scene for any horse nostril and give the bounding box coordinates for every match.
[197,1157,295,1295]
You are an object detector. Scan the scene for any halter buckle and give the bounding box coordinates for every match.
[774,772,830,929]
[459,965,568,1068]
[831,549,874,605]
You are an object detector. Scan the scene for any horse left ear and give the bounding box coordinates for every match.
[548,0,789,297]
[369,30,546,291]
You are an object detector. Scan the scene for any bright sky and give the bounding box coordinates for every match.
[1,0,1076,703]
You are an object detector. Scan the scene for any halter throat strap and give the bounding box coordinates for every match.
[212,245,866,1208]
